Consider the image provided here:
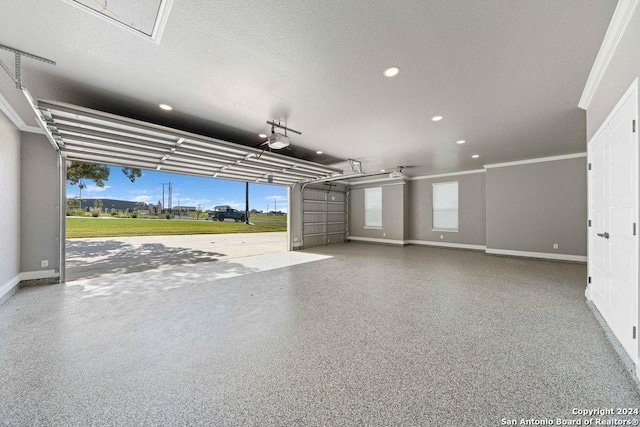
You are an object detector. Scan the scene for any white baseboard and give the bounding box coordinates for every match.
[408,240,486,251]
[1,270,60,304]
[347,236,407,245]
[486,248,587,263]
[0,274,21,303]
[20,269,59,281]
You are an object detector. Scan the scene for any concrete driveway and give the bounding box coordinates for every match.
[66,232,287,282]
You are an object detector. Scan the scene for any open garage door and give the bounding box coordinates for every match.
[37,100,342,185]
[29,98,344,281]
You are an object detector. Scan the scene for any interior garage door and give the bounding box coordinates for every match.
[302,187,347,248]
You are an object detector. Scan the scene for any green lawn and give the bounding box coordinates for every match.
[66,217,286,238]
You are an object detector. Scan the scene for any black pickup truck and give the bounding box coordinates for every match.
[208,206,247,222]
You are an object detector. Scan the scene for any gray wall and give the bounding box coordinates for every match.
[587,7,640,141]
[349,181,408,242]
[408,172,486,246]
[20,133,61,275]
[486,157,587,256]
[0,111,21,289]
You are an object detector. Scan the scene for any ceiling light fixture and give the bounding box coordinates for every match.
[159,104,173,111]
[258,133,267,138]
[472,154,479,158]
[316,150,323,154]
[380,169,386,172]
[457,140,466,144]
[383,66,400,78]
[431,115,443,121]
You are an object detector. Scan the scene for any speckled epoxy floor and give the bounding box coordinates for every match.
[1,243,639,426]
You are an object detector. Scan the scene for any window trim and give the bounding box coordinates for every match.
[432,181,459,232]
[364,186,382,229]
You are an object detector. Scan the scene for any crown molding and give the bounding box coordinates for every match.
[578,0,640,109]
[0,92,44,134]
[408,169,486,181]
[484,153,586,169]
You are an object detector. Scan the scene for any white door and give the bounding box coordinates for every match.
[588,82,638,360]
[589,128,607,310]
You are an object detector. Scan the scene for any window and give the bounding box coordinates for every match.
[433,181,458,231]
[364,187,382,228]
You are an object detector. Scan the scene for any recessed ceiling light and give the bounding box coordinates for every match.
[457,140,466,144]
[383,66,400,78]
[431,115,444,121]
[316,150,323,154]
[472,154,480,158]
[159,104,173,111]
[380,169,386,172]
[259,133,267,138]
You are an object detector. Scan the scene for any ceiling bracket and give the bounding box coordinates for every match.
[0,44,56,89]
[348,159,362,174]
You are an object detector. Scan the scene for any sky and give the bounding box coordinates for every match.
[67,166,288,212]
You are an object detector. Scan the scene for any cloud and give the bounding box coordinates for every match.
[84,184,111,194]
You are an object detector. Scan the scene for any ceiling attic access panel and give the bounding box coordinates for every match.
[59,0,174,42]
[37,99,343,186]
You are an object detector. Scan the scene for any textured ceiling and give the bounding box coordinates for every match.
[0,0,617,177]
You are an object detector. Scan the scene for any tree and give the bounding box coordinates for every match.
[66,161,141,189]
[66,198,78,211]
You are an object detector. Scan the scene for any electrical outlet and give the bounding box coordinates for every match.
[293,237,298,242]
[41,259,48,268]
[553,244,559,250]
[440,235,444,240]
[383,233,386,237]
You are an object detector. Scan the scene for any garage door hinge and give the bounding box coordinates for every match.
[634,223,637,236]
[588,220,591,227]
[634,326,636,339]
[588,163,592,171]
[633,119,636,133]
[588,276,591,284]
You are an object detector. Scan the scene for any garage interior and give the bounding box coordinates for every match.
[1,0,640,424]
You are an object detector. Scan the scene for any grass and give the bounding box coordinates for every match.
[66,217,286,238]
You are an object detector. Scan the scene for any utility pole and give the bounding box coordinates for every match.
[274,197,277,212]
[245,182,249,224]
[160,183,165,212]
[168,182,172,211]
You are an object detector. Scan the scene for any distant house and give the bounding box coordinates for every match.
[172,206,197,216]
[79,198,149,212]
